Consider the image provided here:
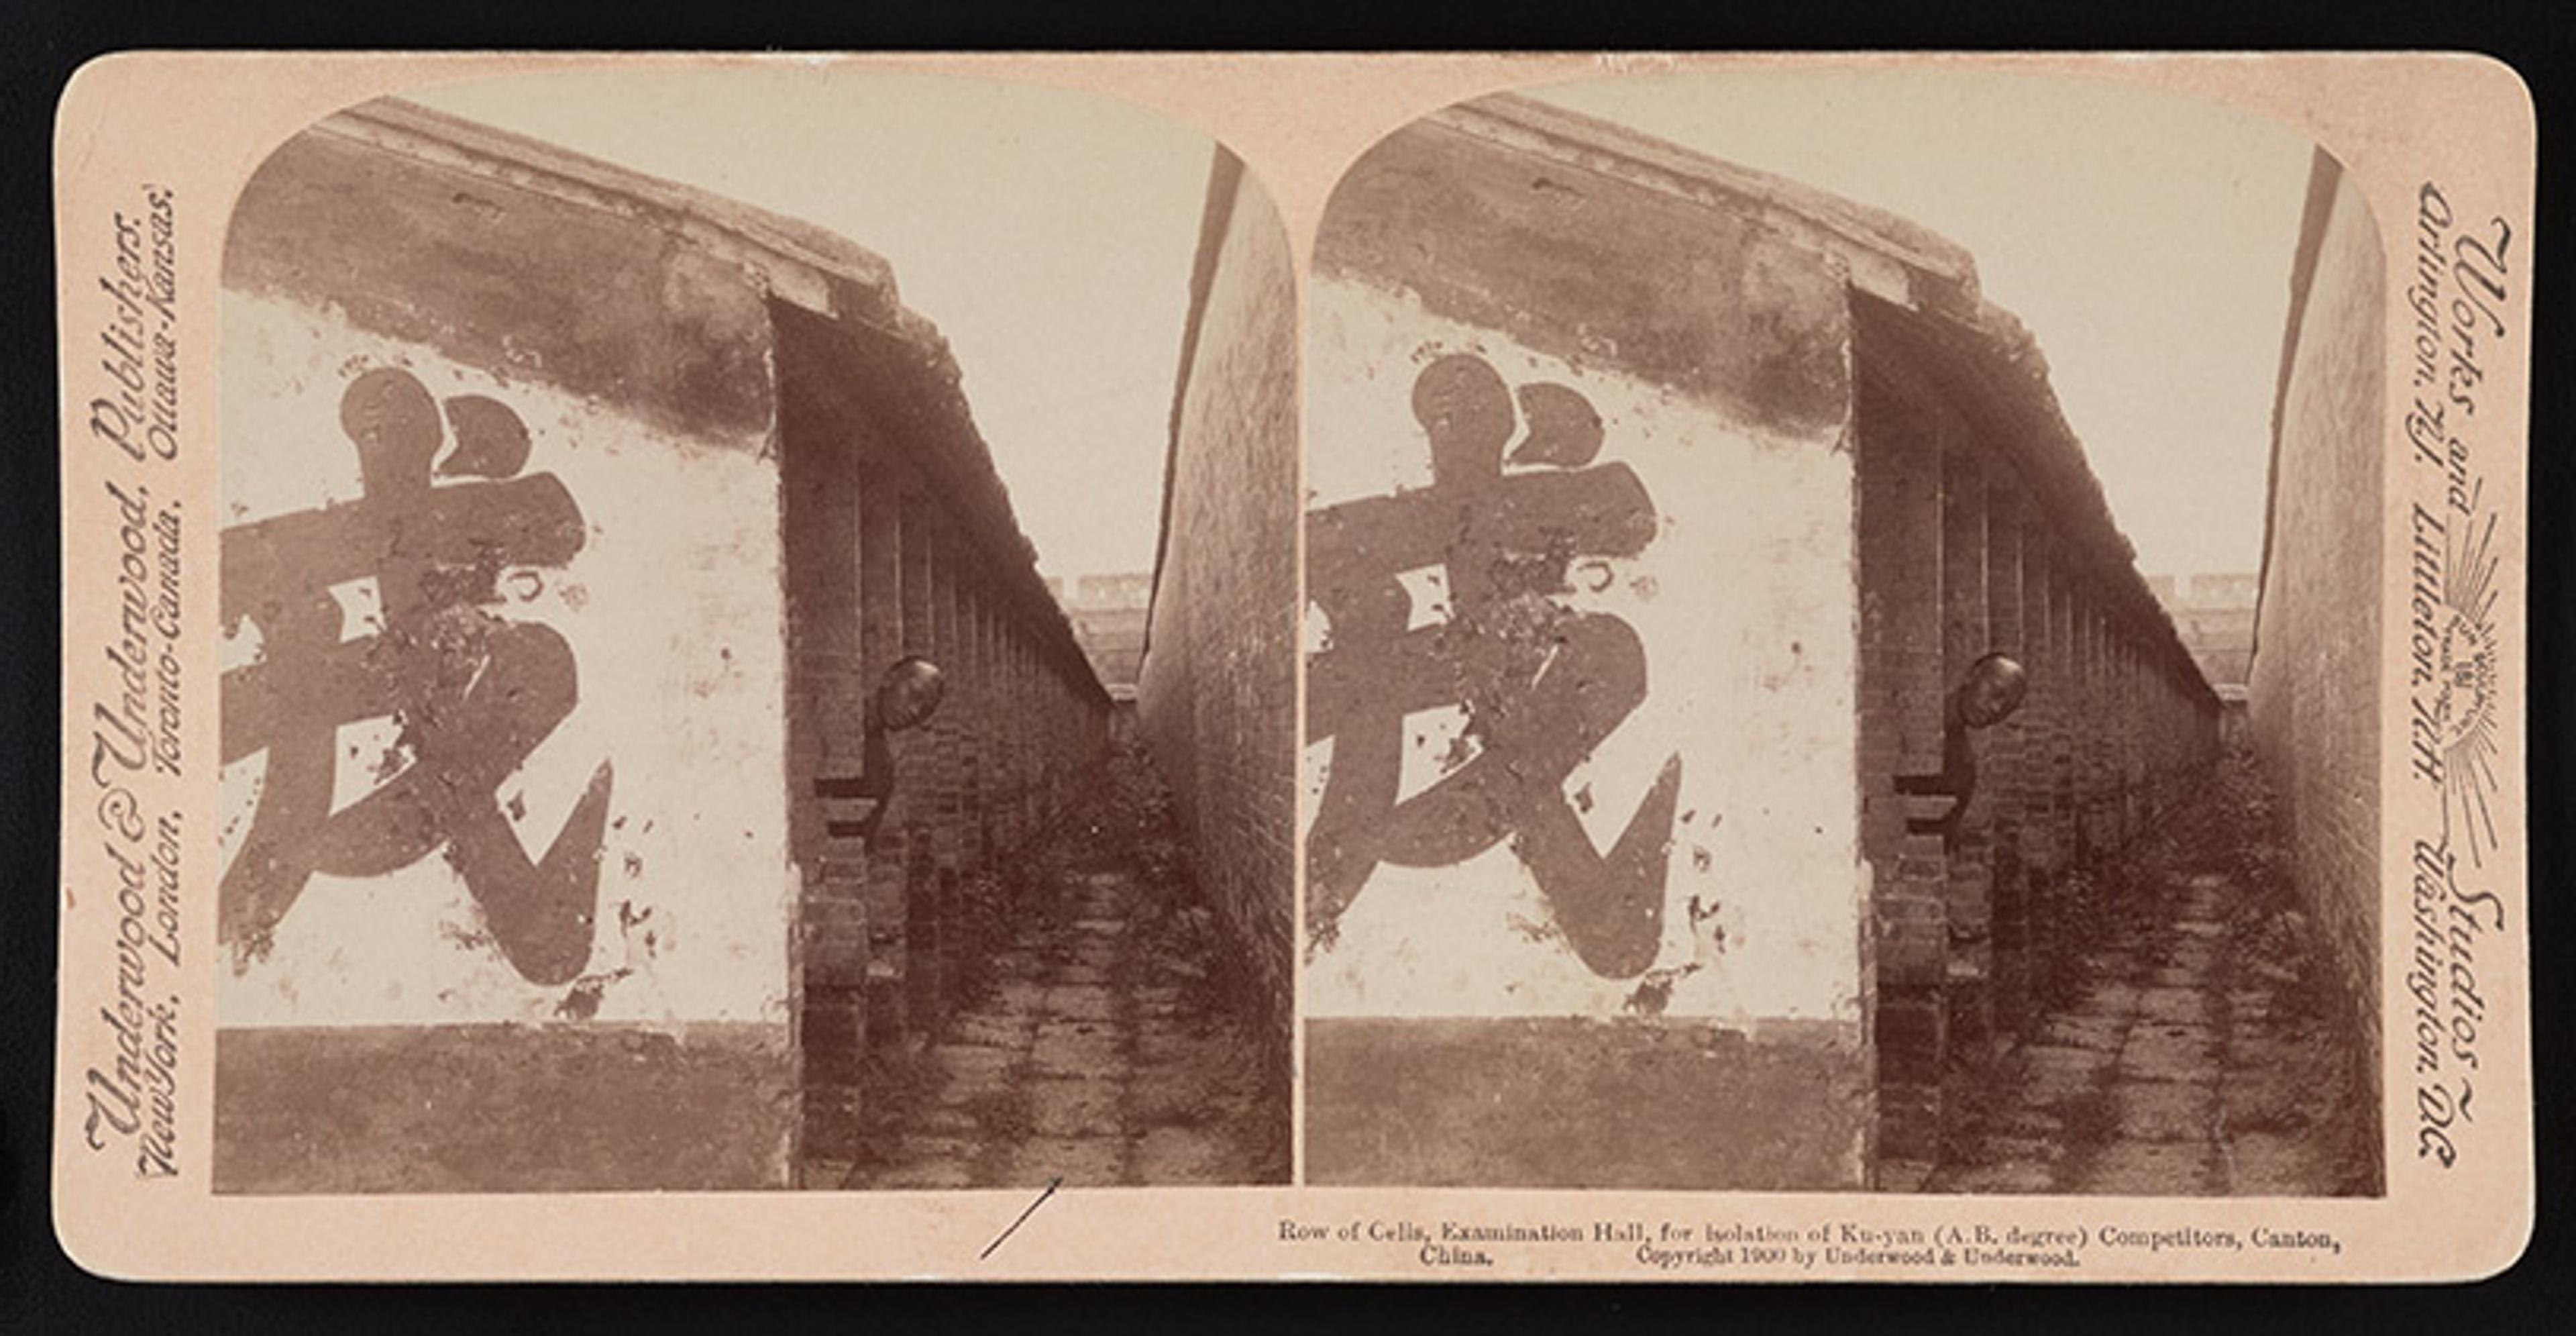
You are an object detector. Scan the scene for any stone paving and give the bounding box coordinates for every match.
[830,754,1282,1189]
[1919,761,2376,1197]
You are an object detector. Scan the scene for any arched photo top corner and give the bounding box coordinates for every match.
[1308,64,2395,264]
[215,63,1294,315]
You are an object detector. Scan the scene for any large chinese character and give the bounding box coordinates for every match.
[220,367,612,986]
[1307,354,1682,980]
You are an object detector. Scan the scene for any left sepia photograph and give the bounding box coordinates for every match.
[210,69,1297,1192]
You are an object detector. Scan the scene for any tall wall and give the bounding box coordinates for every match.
[2247,150,2384,1133]
[213,103,801,1191]
[1301,97,1876,1189]
[1136,149,1299,1091]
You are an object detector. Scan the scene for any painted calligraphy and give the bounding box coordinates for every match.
[1307,354,1681,979]
[220,368,610,985]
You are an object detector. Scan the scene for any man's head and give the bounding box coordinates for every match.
[1957,653,2029,729]
[873,656,947,733]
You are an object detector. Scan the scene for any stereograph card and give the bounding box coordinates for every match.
[50,51,2534,1282]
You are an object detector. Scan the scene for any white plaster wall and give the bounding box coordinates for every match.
[217,293,792,1028]
[1303,278,1862,1023]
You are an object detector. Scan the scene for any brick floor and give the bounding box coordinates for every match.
[1917,758,2377,1197]
[831,751,1281,1188]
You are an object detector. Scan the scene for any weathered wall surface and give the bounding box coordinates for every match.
[1301,100,1870,1189]
[2248,151,2383,1135]
[215,113,796,1190]
[216,103,1120,1189]
[1136,150,1299,1090]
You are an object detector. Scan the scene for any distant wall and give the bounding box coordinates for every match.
[2150,572,2261,688]
[215,107,796,1191]
[1052,572,1153,694]
[1299,94,2222,1190]
[2247,149,2384,1146]
[1136,150,1299,1090]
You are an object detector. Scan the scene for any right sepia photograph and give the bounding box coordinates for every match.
[1299,70,2385,1196]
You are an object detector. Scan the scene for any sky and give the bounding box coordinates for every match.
[1530,68,2317,579]
[405,65,2314,584]
[407,68,1214,583]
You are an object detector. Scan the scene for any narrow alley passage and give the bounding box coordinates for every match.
[1921,750,2378,1196]
[830,737,1289,1189]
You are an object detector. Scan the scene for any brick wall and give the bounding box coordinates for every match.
[1136,149,1300,1087]
[1856,373,1951,1165]
[780,351,871,1154]
[775,294,1116,1163]
[1854,290,2224,1180]
[2247,150,2384,1147]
